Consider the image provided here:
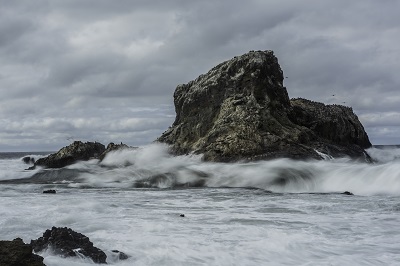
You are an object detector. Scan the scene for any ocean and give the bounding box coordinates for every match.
[0,144,399,265]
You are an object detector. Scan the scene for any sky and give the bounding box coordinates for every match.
[1,0,399,151]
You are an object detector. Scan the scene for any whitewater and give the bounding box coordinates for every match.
[1,144,400,265]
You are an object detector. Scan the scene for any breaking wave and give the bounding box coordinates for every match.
[3,144,400,196]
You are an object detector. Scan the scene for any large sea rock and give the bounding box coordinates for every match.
[157,50,371,162]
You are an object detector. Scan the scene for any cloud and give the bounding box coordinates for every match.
[0,0,399,150]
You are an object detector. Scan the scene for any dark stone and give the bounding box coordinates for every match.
[43,189,56,194]
[31,227,107,264]
[342,191,354,195]
[289,98,372,159]
[0,238,45,266]
[32,141,106,169]
[111,250,129,260]
[22,156,35,164]
[157,50,372,162]
[180,214,185,217]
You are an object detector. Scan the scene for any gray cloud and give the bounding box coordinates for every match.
[0,0,399,151]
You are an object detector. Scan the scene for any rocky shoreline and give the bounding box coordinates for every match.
[1,227,129,265]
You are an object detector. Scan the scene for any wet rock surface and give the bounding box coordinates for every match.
[1,228,130,264]
[31,227,107,264]
[0,238,45,266]
[111,250,130,260]
[158,50,371,162]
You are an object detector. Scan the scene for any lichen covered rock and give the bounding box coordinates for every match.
[158,50,371,162]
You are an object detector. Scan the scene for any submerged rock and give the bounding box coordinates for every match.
[32,141,106,169]
[158,50,371,162]
[31,227,107,264]
[342,191,354,195]
[42,189,56,194]
[111,250,129,260]
[22,156,35,164]
[0,238,45,266]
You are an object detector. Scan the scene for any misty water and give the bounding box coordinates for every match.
[1,144,400,265]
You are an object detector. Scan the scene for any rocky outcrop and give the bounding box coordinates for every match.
[98,142,130,161]
[30,141,135,169]
[1,227,129,265]
[289,98,371,158]
[0,238,45,266]
[32,141,106,169]
[31,227,107,264]
[157,50,371,162]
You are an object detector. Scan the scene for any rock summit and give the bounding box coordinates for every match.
[158,50,371,162]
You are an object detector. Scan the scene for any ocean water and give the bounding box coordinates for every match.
[0,144,400,265]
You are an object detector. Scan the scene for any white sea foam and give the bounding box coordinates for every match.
[1,186,399,265]
[1,146,400,265]
[2,145,400,195]
[51,144,400,196]
[0,156,43,181]
[366,146,400,163]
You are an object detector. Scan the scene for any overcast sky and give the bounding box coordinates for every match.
[1,0,399,151]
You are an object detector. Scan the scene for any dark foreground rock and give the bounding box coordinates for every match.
[157,50,372,162]
[31,227,107,264]
[32,141,106,169]
[0,238,45,266]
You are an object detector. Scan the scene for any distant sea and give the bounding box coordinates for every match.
[0,144,399,265]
